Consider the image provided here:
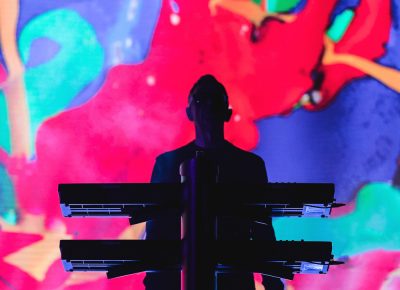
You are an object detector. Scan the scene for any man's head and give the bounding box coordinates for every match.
[186,75,232,127]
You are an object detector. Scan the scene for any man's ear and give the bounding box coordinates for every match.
[186,107,194,121]
[224,108,232,122]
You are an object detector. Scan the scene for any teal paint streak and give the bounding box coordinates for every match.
[0,164,17,224]
[327,9,355,42]
[0,9,104,154]
[0,91,11,153]
[273,183,400,257]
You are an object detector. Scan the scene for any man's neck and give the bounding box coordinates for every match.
[194,125,225,149]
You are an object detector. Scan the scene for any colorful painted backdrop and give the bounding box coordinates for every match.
[1,0,400,289]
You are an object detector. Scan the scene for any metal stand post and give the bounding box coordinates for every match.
[180,153,217,290]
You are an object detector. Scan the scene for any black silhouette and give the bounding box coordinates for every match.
[144,75,284,290]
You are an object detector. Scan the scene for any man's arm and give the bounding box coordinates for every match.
[254,156,268,183]
[146,156,180,240]
[250,156,275,240]
[144,156,181,289]
[150,157,163,183]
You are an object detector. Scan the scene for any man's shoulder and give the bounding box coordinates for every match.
[224,141,265,164]
[155,141,195,163]
[222,141,268,182]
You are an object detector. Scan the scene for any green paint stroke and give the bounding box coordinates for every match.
[273,182,400,257]
[0,9,104,154]
[269,0,301,13]
[251,0,301,13]
[327,9,354,42]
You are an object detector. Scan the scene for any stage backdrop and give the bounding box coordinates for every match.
[1,0,400,289]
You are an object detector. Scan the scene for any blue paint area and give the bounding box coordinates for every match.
[288,0,307,13]
[68,0,162,106]
[330,0,360,24]
[169,0,180,14]
[25,38,60,68]
[69,0,162,66]
[255,80,400,202]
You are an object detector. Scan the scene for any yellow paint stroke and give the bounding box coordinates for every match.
[0,0,30,157]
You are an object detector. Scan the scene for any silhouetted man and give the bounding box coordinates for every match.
[144,75,284,290]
